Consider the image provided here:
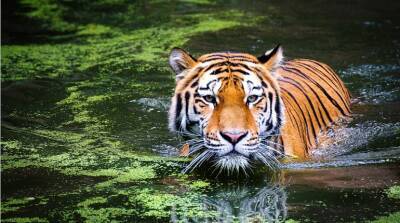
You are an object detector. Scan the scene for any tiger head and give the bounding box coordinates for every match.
[168,45,285,173]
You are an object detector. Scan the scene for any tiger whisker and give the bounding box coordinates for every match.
[259,143,285,157]
[254,149,280,170]
[192,152,213,171]
[175,132,201,138]
[265,147,282,163]
[259,140,284,149]
[182,150,214,173]
[188,144,206,156]
[179,139,202,147]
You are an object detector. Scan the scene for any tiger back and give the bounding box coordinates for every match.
[277,59,351,158]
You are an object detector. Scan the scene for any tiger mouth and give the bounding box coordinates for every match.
[223,150,244,157]
[182,143,280,174]
[214,153,251,173]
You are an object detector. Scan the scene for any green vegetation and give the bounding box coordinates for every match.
[2,197,35,213]
[3,1,398,222]
[285,220,301,223]
[386,185,400,199]
[370,212,400,223]
[369,185,400,223]
[1,0,264,222]
[2,217,49,223]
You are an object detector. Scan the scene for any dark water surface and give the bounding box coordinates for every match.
[2,0,400,222]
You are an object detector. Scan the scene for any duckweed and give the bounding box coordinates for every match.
[370,212,400,223]
[386,185,400,199]
[2,1,264,221]
[1,217,49,223]
[5,0,398,222]
[2,197,34,213]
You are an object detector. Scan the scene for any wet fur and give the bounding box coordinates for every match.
[169,46,351,173]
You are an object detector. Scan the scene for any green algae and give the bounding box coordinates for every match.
[370,212,400,223]
[285,220,301,223]
[0,140,23,150]
[188,180,210,189]
[2,0,400,222]
[386,185,400,199]
[2,0,261,178]
[20,0,75,33]
[134,188,178,218]
[2,197,35,213]
[94,166,156,188]
[131,187,218,219]
[2,217,49,223]
[76,196,134,222]
[1,0,297,222]
[368,185,400,223]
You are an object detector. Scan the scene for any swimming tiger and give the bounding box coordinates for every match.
[168,45,351,172]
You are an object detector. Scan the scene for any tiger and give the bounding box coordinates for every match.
[168,45,351,173]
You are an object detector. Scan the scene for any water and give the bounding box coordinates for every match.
[2,0,400,222]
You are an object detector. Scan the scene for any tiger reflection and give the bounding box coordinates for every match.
[171,184,287,223]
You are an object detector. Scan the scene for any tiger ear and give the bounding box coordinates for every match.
[169,48,197,80]
[258,44,283,70]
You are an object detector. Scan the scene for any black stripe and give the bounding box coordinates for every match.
[210,67,223,75]
[208,68,251,76]
[282,94,309,151]
[208,68,225,75]
[201,57,226,63]
[275,94,282,128]
[190,80,198,88]
[202,62,226,73]
[226,55,257,61]
[175,93,182,130]
[266,123,274,132]
[184,92,191,120]
[303,59,342,85]
[282,66,347,117]
[280,78,324,130]
[292,62,351,114]
[264,92,273,113]
[228,62,254,72]
[256,74,269,88]
[281,88,317,146]
[298,61,349,109]
[230,58,257,63]
[206,80,216,89]
[230,69,249,75]
[194,99,206,104]
[304,60,351,106]
[321,62,352,100]
[193,104,200,114]
[282,76,332,124]
[205,53,229,57]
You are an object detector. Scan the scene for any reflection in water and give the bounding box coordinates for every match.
[171,180,287,222]
[170,163,400,222]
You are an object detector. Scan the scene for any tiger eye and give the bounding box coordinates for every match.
[247,95,259,103]
[204,95,215,103]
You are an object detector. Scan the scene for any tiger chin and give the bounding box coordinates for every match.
[168,44,351,174]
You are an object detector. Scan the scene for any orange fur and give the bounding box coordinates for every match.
[169,47,351,160]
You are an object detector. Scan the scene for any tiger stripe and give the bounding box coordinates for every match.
[168,46,351,169]
[277,59,350,157]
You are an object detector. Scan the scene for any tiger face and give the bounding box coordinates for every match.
[168,45,285,173]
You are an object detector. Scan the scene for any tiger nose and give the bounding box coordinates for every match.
[220,131,248,145]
